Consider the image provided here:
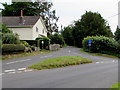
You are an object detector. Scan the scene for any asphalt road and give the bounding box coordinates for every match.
[2,46,119,88]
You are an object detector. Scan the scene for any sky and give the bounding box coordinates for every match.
[0,0,119,33]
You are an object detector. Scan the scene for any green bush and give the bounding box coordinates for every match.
[21,41,30,47]
[2,33,21,44]
[21,40,38,47]
[2,44,25,54]
[35,37,50,49]
[49,33,65,46]
[82,36,119,54]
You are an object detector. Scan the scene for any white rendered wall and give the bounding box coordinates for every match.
[32,18,47,40]
[9,27,33,40]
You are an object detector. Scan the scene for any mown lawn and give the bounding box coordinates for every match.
[1,50,53,61]
[28,56,93,70]
[111,82,120,89]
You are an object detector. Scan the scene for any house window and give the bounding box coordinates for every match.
[36,27,38,32]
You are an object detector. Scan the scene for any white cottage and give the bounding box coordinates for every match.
[2,15,47,40]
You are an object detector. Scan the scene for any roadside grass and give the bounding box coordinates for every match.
[1,50,53,61]
[111,82,120,90]
[28,56,93,70]
[80,48,118,59]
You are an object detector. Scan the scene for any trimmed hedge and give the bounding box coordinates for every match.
[2,44,25,54]
[35,37,50,49]
[82,36,119,54]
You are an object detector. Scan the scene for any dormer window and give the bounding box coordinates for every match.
[36,27,38,32]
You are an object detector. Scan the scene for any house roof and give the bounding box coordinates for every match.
[2,16,41,28]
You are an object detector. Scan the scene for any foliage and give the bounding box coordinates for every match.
[111,82,120,89]
[1,1,59,35]
[49,33,65,46]
[82,36,120,56]
[80,11,113,37]
[2,44,25,54]
[1,24,21,44]
[36,37,50,49]
[2,33,21,44]
[1,24,13,33]
[21,40,38,47]
[62,26,74,46]
[21,41,30,47]
[62,11,113,47]
[28,56,93,70]
[114,26,120,43]
[80,48,118,59]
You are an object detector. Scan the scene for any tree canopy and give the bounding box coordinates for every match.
[49,33,65,46]
[1,1,59,35]
[62,26,74,46]
[62,11,113,47]
[114,26,120,43]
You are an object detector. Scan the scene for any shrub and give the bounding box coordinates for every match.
[2,33,21,44]
[21,41,30,47]
[35,37,50,49]
[82,36,119,54]
[49,33,65,46]
[2,44,25,54]
[21,40,38,47]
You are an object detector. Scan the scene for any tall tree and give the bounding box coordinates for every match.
[114,26,120,43]
[1,1,59,35]
[62,26,74,46]
[72,11,113,47]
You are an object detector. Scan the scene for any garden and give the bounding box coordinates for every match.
[1,24,65,60]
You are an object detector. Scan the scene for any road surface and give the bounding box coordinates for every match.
[2,46,118,88]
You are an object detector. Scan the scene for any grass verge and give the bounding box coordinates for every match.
[1,50,53,61]
[111,82,120,89]
[80,48,118,59]
[28,56,93,70]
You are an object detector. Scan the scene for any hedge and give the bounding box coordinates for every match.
[35,37,50,49]
[2,44,25,54]
[82,36,119,54]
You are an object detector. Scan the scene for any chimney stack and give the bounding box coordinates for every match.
[20,10,23,24]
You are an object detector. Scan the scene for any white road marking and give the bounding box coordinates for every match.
[8,72,16,74]
[68,50,71,53]
[0,73,4,76]
[24,69,33,72]
[18,68,26,71]
[96,62,100,64]
[6,59,32,65]
[101,62,103,63]
[44,56,48,57]
[17,71,23,73]
[40,55,52,58]
[112,60,115,62]
[4,69,16,73]
[40,57,44,58]
[47,55,53,57]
